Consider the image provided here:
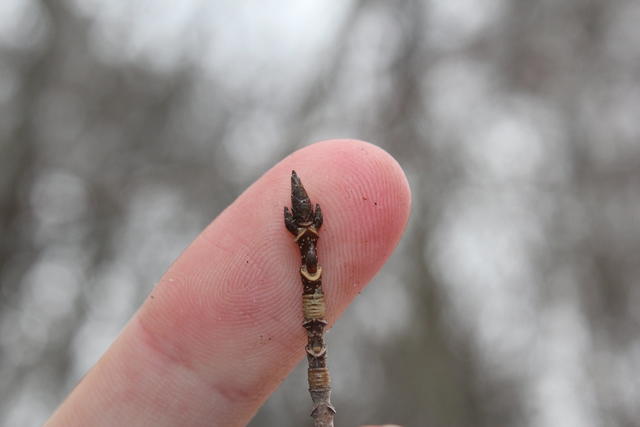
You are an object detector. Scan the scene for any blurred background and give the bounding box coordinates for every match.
[1,1,639,426]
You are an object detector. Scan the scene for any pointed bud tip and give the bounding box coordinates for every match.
[291,170,302,187]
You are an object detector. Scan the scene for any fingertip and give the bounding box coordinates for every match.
[293,138,412,234]
[266,139,411,321]
[49,138,413,427]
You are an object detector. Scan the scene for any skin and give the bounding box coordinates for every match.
[45,139,412,427]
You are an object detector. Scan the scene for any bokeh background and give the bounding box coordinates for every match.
[2,1,640,426]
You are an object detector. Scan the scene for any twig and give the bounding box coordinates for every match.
[284,171,336,427]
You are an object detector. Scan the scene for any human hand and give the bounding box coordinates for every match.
[45,139,411,427]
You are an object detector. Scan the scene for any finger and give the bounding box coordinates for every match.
[46,139,411,427]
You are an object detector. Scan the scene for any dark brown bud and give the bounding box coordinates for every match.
[291,170,312,223]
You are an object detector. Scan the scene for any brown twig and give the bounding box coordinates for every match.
[284,171,335,427]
